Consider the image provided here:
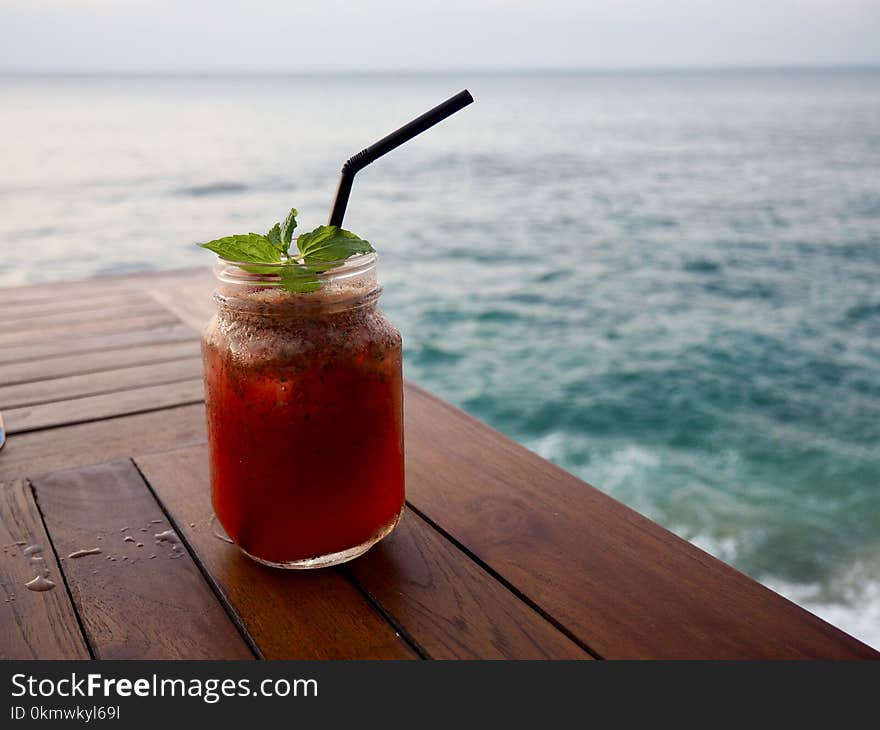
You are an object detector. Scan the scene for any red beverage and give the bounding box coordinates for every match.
[202,255,404,568]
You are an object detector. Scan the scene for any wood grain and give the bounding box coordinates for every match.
[0,403,207,482]
[4,379,205,434]
[145,281,215,333]
[0,291,157,323]
[0,323,196,365]
[0,280,140,309]
[0,267,210,308]
[135,446,419,660]
[0,311,178,348]
[31,461,254,660]
[402,383,879,659]
[0,479,90,659]
[0,357,203,410]
[0,301,169,336]
[0,340,200,388]
[349,509,591,659]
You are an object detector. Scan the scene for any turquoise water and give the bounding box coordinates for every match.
[1,70,878,645]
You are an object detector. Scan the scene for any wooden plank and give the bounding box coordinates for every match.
[0,279,140,309]
[0,403,207,482]
[0,479,90,659]
[145,281,215,333]
[0,323,196,365]
[31,461,254,660]
[402,383,879,659]
[0,300,169,335]
[349,509,592,659]
[0,267,209,308]
[0,290,156,321]
[4,379,205,434]
[0,340,200,387]
[0,311,178,348]
[135,446,419,660]
[0,357,203,410]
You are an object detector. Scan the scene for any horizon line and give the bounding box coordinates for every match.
[1,62,879,77]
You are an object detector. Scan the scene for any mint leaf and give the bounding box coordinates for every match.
[279,263,321,293]
[198,233,282,263]
[280,208,298,254]
[266,222,282,250]
[198,209,373,294]
[297,225,374,263]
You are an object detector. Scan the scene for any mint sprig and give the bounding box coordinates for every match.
[197,208,374,292]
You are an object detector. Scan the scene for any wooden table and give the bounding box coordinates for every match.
[0,268,876,660]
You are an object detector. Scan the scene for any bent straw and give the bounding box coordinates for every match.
[328,90,474,228]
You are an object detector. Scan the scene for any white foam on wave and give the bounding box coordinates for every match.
[691,534,880,650]
[588,444,662,488]
[528,435,880,651]
[762,576,880,651]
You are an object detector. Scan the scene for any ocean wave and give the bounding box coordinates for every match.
[173,182,249,197]
[762,572,880,650]
[527,437,880,650]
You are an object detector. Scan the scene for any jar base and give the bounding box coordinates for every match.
[236,506,404,570]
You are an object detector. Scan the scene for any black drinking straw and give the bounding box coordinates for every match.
[328,90,474,228]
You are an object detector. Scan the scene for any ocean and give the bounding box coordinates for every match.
[1,69,878,647]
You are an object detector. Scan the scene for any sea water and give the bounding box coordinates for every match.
[1,69,878,646]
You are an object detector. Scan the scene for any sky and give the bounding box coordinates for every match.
[1,0,879,72]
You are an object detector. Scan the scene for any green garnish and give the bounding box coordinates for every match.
[197,208,374,292]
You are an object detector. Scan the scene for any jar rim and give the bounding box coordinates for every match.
[214,251,378,288]
[212,251,380,314]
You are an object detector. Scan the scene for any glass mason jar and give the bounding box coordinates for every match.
[201,253,405,569]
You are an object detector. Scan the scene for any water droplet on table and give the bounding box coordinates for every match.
[25,575,56,592]
[210,515,234,545]
[155,529,186,558]
[68,548,102,559]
